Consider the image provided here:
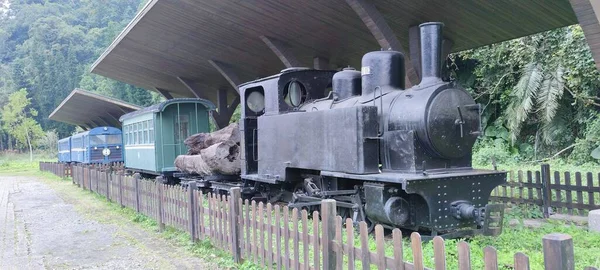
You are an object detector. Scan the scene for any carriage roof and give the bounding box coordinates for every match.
[119,98,216,122]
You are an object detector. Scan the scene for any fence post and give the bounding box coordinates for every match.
[541,163,552,218]
[119,172,124,208]
[76,166,80,187]
[229,187,242,263]
[134,173,141,213]
[157,183,165,232]
[105,170,110,201]
[321,199,337,270]
[543,233,574,270]
[187,182,197,242]
[88,166,93,193]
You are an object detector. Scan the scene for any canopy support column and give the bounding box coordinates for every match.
[208,60,242,128]
[345,0,418,87]
[212,89,240,129]
[313,57,330,70]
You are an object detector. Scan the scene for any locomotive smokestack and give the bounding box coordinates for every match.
[419,22,444,83]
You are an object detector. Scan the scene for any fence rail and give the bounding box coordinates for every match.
[40,162,599,270]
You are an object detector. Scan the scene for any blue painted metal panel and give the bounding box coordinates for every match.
[58,137,71,162]
[65,126,124,164]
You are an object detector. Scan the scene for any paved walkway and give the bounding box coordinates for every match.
[0,176,217,270]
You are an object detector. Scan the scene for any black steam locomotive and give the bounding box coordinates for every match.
[236,22,506,237]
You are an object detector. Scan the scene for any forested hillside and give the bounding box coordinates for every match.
[452,25,600,166]
[0,0,152,144]
[0,0,598,166]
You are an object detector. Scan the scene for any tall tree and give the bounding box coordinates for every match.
[1,89,44,161]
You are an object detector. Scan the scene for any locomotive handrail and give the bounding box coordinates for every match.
[374,86,385,136]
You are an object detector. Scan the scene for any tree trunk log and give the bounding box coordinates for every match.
[184,122,240,155]
[175,140,240,176]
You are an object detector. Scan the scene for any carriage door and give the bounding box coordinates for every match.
[174,113,190,158]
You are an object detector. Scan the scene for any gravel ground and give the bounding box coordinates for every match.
[0,176,219,270]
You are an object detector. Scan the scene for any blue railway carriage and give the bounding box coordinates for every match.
[69,126,124,164]
[120,98,215,180]
[58,137,71,162]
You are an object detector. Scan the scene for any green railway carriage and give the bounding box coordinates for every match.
[119,98,215,180]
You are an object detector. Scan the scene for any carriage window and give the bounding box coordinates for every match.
[124,126,128,145]
[143,121,148,144]
[149,120,154,143]
[175,115,189,143]
[90,135,122,146]
[133,123,138,145]
[136,122,141,144]
[125,125,129,145]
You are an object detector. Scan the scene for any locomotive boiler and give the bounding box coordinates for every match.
[238,22,506,237]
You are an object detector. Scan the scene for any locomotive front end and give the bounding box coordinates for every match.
[364,22,507,236]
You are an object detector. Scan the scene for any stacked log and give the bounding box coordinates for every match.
[174,122,241,176]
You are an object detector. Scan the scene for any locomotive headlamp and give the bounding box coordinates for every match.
[285,81,305,107]
[246,91,265,113]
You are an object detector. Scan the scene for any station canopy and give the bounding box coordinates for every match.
[49,89,142,129]
[91,0,580,104]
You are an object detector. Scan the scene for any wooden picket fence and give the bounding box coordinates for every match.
[39,162,71,178]
[45,163,598,269]
[490,164,600,217]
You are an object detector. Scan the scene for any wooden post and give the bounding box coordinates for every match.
[106,170,110,201]
[321,199,337,270]
[118,172,124,208]
[541,163,552,218]
[543,233,574,270]
[88,166,93,193]
[158,183,165,232]
[134,173,141,213]
[229,187,242,263]
[76,166,81,187]
[188,182,197,242]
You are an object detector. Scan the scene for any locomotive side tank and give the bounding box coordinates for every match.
[238,22,506,237]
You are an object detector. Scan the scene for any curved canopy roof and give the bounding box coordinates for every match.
[91,0,579,102]
[49,89,142,129]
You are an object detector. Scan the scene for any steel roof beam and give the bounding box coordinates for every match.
[260,35,302,68]
[155,87,174,100]
[177,77,208,99]
[90,120,103,127]
[208,60,242,93]
[345,0,418,87]
[96,116,111,127]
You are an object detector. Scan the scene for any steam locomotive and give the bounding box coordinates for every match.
[235,22,506,237]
